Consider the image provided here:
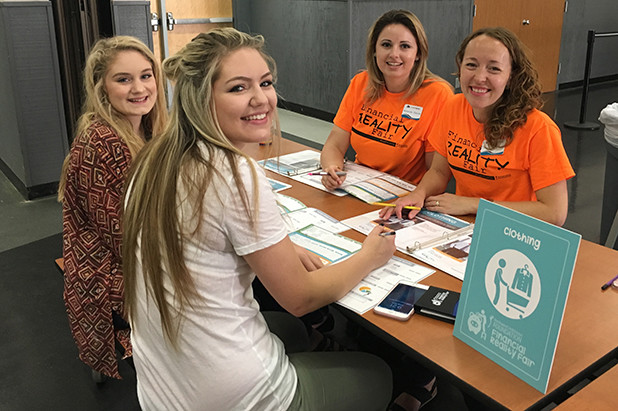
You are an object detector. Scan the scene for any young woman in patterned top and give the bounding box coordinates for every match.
[57,36,167,379]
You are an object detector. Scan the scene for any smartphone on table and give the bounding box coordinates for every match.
[373,282,429,321]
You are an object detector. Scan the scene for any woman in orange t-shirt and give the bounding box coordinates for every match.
[383,27,574,226]
[320,9,453,189]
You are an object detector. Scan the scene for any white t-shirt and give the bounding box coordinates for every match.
[131,147,295,410]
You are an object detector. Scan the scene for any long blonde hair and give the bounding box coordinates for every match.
[123,28,280,346]
[364,9,449,103]
[57,36,167,201]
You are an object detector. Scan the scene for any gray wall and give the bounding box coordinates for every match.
[234,0,350,114]
[559,0,618,84]
[233,0,472,115]
[234,0,618,115]
[347,1,471,83]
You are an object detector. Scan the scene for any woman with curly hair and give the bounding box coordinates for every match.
[382,27,574,226]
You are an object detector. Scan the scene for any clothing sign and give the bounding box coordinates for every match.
[453,200,581,393]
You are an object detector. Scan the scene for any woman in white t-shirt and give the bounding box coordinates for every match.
[123,28,396,411]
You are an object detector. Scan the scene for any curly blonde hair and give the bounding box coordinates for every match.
[456,27,543,149]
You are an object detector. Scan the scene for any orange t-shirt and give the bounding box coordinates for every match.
[429,94,575,201]
[334,71,453,184]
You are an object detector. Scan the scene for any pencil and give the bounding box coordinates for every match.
[307,171,347,176]
[370,202,421,210]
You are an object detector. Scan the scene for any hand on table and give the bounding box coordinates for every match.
[320,165,347,191]
[294,244,324,271]
[424,193,478,216]
[379,190,425,220]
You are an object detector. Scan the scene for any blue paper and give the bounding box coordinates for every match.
[453,200,581,393]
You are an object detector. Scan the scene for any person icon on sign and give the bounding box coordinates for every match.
[492,258,508,305]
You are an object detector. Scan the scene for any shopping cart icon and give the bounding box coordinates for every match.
[505,288,530,316]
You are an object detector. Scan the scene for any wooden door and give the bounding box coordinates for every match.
[149,0,233,62]
[473,0,565,92]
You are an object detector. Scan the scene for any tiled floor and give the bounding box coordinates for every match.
[1,79,617,409]
[0,173,63,254]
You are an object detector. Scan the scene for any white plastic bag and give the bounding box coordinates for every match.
[600,102,618,148]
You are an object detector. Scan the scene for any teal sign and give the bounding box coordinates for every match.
[454,200,581,393]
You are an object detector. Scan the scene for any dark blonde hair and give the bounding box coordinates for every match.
[58,35,167,201]
[364,9,447,103]
[123,28,280,346]
[456,27,543,148]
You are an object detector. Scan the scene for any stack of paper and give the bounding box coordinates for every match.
[261,150,417,203]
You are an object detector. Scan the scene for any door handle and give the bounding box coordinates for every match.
[150,12,159,32]
[522,19,531,25]
[167,12,176,31]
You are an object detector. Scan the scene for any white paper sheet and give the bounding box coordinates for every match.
[337,256,434,314]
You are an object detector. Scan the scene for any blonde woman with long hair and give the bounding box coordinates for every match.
[123,28,396,410]
[58,35,167,379]
[320,9,453,190]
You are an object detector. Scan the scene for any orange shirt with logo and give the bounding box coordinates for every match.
[334,71,453,184]
[429,94,575,201]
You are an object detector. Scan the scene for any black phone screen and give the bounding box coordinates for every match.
[378,283,427,314]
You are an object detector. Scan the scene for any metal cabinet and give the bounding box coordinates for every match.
[0,1,69,199]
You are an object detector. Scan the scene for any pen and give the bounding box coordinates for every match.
[307,171,347,176]
[379,231,396,237]
[601,273,618,290]
[370,202,421,210]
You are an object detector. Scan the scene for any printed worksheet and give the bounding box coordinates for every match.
[260,151,347,196]
[342,209,472,280]
[334,163,416,203]
[275,194,348,233]
[288,225,361,264]
[286,223,435,314]
[412,233,473,280]
[261,150,321,176]
[337,256,434,314]
[261,151,417,202]
[268,178,292,192]
[275,193,306,213]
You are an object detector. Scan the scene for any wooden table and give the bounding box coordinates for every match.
[250,139,618,410]
[554,364,618,410]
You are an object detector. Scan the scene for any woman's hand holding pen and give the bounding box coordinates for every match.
[320,165,347,190]
[358,225,396,270]
[379,190,426,220]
